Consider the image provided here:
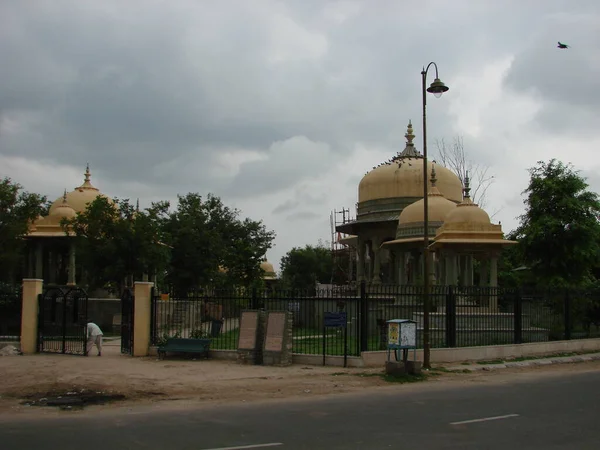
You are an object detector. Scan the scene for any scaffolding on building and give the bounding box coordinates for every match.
[330,208,357,285]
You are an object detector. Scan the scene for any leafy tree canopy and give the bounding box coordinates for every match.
[0,178,47,282]
[512,159,600,287]
[280,242,333,290]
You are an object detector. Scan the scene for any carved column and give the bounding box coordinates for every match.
[357,240,365,282]
[372,239,381,284]
[479,259,489,287]
[67,240,76,285]
[489,255,499,311]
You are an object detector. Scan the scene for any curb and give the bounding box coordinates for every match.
[444,352,600,372]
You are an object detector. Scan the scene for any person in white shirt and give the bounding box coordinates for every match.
[86,322,103,356]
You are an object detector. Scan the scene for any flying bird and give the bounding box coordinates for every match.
[557,41,570,49]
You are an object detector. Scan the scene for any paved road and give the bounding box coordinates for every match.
[2,368,600,449]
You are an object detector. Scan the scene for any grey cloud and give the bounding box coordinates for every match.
[272,199,300,214]
[286,211,321,221]
[503,8,600,134]
[0,0,554,192]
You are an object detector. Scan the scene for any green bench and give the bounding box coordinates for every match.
[157,338,211,360]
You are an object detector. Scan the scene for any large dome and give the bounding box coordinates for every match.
[260,260,277,280]
[49,165,113,214]
[358,122,463,204]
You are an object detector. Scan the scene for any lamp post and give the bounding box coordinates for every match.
[421,62,449,369]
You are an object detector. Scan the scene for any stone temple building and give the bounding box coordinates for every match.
[336,121,515,289]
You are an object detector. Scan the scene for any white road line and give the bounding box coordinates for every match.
[202,443,283,450]
[450,414,520,425]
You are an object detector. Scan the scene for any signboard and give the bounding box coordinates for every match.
[324,312,347,328]
[264,312,286,352]
[388,322,400,346]
[238,311,259,350]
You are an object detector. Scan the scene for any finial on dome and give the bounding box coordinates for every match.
[464,171,471,199]
[405,120,415,145]
[84,164,91,183]
[136,198,140,212]
[397,120,421,159]
[62,189,68,204]
[430,164,437,187]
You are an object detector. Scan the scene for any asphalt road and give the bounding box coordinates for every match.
[2,368,600,449]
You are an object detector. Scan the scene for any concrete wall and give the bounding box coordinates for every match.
[361,338,600,366]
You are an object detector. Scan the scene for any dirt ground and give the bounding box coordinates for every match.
[3,338,600,419]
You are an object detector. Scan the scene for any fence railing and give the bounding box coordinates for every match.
[0,286,22,341]
[150,283,600,356]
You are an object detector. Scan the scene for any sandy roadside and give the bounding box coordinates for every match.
[3,341,600,419]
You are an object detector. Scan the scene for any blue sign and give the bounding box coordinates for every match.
[324,312,347,328]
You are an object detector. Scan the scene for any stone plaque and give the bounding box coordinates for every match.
[264,312,286,352]
[238,311,259,350]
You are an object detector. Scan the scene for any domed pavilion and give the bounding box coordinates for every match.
[336,121,515,292]
[25,165,111,285]
[335,122,463,284]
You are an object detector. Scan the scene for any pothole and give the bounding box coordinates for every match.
[21,388,127,411]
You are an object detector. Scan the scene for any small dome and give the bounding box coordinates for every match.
[358,122,463,204]
[398,167,457,224]
[444,199,490,225]
[443,176,491,225]
[49,165,113,214]
[49,191,77,220]
[260,260,277,280]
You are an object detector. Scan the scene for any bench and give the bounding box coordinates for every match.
[157,338,211,360]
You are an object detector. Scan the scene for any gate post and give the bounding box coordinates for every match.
[133,281,154,357]
[21,279,44,354]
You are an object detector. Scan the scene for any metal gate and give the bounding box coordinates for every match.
[120,288,134,354]
[38,286,88,355]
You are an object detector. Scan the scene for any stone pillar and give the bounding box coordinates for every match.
[48,249,57,284]
[357,241,365,282]
[133,281,154,357]
[35,242,43,280]
[479,260,489,287]
[372,242,382,285]
[348,249,355,282]
[489,256,499,311]
[21,279,44,354]
[445,253,458,286]
[67,241,76,286]
[396,252,404,284]
[466,255,474,286]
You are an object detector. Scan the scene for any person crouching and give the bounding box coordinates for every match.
[86,321,103,356]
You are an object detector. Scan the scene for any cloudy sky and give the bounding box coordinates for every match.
[2,0,600,272]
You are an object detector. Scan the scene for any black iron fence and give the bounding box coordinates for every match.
[150,283,600,356]
[0,285,22,341]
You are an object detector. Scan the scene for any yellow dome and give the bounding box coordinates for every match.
[358,123,463,204]
[49,165,113,214]
[444,199,491,225]
[399,186,456,224]
[50,191,77,220]
[260,260,277,280]
[443,180,490,225]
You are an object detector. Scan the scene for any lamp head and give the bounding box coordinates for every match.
[427,78,449,98]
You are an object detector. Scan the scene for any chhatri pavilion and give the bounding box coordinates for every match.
[24,165,113,285]
[336,121,515,290]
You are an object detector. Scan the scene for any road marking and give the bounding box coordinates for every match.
[202,443,283,450]
[450,414,520,425]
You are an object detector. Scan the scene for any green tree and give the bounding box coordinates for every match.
[0,178,47,283]
[280,242,333,290]
[66,197,170,293]
[513,159,600,287]
[165,193,275,293]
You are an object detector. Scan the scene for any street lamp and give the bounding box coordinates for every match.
[421,62,449,369]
